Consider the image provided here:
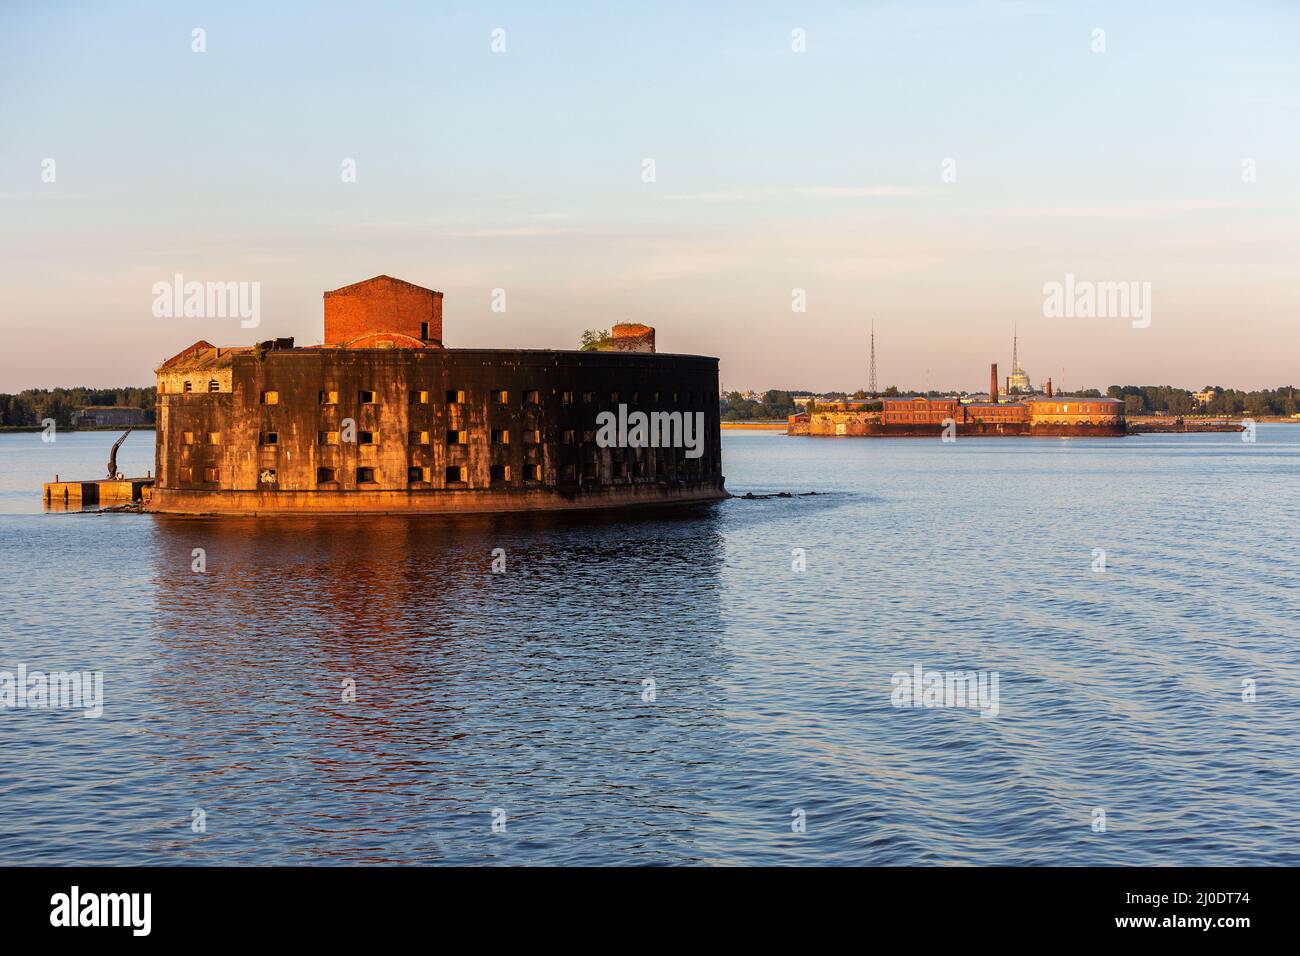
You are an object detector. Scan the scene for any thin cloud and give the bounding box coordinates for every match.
[662,186,935,203]
[442,226,588,239]
[354,219,591,239]
[1005,198,1240,219]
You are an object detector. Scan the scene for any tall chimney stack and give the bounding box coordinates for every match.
[990,363,999,404]
[1046,378,1053,398]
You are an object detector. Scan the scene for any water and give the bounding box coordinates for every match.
[2,427,1298,865]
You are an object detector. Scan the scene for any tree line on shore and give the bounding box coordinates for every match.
[2,382,1292,427]
[720,390,800,420]
[1105,385,1297,418]
[0,387,157,428]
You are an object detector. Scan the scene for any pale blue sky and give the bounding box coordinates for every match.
[2,0,1297,391]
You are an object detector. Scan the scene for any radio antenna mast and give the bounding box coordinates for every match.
[868,321,878,395]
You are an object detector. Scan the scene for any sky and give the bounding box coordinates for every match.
[1,0,1298,393]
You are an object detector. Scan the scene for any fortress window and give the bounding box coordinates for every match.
[261,390,279,405]
[179,466,193,482]
[409,430,430,446]
[611,391,620,403]
[560,429,575,444]
[491,429,510,445]
[445,465,466,484]
[561,391,574,405]
[411,390,429,405]
[316,467,337,484]
[319,431,339,446]
[447,429,467,445]
[655,457,666,477]
[613,461,628,478]
[490,464,511,482]
[523,390,540,404]
[632,461,646,478]
[203,466,221,483]
[182,431,195,445]
[408,466,430,484]
[159,382,166,394]
[359,390,376,404]
[420,321,430,340]
[358,431,376,445]
[259,469,277,484]
[524,429,540,444]
[523,463,541,481]
[493,389,509,404]
[582,391,594,403]
[560,463,576,481]
[208,380,220,393]
[672,391,679,403]
[260,432,279,446]
[319,390,338,405]
[357,467,377,483]
[207,432,221,445]
[447,389,465,405]
[183,381,193,393]
[653,391,661,403]
[631,391,640,404]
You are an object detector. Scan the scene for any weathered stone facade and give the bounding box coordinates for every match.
[150,278,725,515]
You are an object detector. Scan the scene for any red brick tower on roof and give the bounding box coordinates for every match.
[323,275,443,348]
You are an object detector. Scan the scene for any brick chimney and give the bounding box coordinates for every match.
[1046,378,1053,398]
[990,363,999,404]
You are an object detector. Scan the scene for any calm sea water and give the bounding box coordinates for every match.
[2,427,1299,865]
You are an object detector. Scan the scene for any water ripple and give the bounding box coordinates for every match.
[1,429,1299,864]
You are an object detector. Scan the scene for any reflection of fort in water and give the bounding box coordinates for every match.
[147,509,729,862]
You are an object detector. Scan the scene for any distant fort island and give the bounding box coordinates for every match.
[147,276,726,515]
[789,357,1126,437]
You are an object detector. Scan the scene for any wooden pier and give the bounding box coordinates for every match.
[44,476,154,507]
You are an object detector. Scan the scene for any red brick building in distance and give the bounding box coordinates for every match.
[792,358,1125,438]
[880,394,1122,433]
[1022,397,1126,425]
[881,396,961,426]
[957,402,1029,424]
